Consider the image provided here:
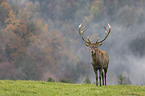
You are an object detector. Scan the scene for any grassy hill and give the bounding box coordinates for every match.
[0,80,145,96]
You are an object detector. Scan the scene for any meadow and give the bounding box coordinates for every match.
[0,80,145,96]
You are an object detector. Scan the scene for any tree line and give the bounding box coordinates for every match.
[0,0,145,84]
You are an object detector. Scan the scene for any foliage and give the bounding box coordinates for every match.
[60,79,74,84]
[117,75,132,85]
[0,80,145,96]
[84,75,91,84]
[0,1,10,26]
[118,75,124,85]
[48,77,55,82]
[1,0,145,84]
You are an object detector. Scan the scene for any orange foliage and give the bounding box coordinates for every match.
[0,0,7,4]
[0,1,11,25]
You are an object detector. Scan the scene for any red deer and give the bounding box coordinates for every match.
[78,23,111,86]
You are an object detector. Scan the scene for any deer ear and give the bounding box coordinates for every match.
[85,42,90,47]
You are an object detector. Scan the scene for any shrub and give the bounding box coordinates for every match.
[48,77,55,82]
[84,75,91,84]
[60,79,74,83]
[117,74,132,85]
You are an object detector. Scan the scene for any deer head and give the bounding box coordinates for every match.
[78,23,111,54]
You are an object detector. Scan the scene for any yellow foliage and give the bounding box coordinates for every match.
[37,19,43,28]
[43,24,48,32]
[5,10,20,28]
[90,0,103,17]
[36,20,48,33]
[0,1,10,9]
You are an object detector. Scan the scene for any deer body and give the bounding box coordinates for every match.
[91,49,109,86]
[78,23,111,86]
[91,49,109,69]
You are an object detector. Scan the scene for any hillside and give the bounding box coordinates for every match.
[0,80,145,96]
[0,0,145,85]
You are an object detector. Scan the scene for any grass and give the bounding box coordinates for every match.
[0,80,145,96]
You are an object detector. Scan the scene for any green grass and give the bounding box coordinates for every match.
[0,80,145,96]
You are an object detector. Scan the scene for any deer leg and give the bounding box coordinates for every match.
[94,68,98,86]
[102,69,104,85]
[104,68,108,86]
[99,69,102,86]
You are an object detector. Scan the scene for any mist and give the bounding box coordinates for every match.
[0,0,145,85]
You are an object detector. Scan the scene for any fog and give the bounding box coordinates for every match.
[2,0,145,85]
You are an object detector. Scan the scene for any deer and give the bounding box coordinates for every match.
[78,23,111,86]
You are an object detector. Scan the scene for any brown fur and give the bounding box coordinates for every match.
[90,48,109,86]
[78,23,111,86]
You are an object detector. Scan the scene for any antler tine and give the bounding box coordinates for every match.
[97,23,111,43]
[78,24,91,43]
[87,36,91,43]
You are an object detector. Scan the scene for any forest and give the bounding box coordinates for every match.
[0,0,145,85]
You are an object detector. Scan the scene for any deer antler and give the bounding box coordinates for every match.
[97,23,111,43]
[78,24,91,44]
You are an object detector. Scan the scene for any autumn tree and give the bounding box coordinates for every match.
[0,0,7,4]
[0,1,10,27]
[1,1,47,80]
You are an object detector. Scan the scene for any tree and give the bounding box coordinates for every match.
[89,0,103,21]
[0,1,10,27]
[84,74,91,84]
[48,77,55,82]
[0,0,7,4]
[117,74,132,85]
